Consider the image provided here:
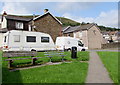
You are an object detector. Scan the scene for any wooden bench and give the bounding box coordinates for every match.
[2,51,42,69]
[44,51,65,62]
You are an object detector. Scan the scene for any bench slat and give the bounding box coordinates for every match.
[5,58,33,61]
[3,52,37,57]
[5,57,42,61]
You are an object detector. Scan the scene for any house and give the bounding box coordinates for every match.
[113,31,120,42]
[0,11,32,32]
[31,9,62,42]
[101,31,119,43]
[62,23,106,49]
[0,11,32,48]
[102,32,110,40]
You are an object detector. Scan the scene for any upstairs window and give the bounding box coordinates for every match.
[16,22,23,29]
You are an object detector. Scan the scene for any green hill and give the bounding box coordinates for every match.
[56,17,80,27]
[98,25,120,31]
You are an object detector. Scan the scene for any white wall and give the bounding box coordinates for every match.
[0,33,4,47]
[1,17,7,28]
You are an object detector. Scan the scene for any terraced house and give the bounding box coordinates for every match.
[62,23,107,49]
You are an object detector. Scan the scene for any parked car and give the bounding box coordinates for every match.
[55,36,85,51]
[2,30,56,51]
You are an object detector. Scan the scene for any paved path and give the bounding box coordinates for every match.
[86,51,113,83]
[86,48,120,52]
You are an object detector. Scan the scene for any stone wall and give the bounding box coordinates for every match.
[101,42,120,49]
[34,14,62,42]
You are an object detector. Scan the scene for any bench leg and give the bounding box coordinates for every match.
[49,57,52,62]
[32,58,37,65]
[8,60,13,69]
[61,56,64,62]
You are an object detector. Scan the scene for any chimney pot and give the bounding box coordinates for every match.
[44,9,49,13]
[3,11,7,16]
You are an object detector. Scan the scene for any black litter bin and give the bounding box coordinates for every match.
[71,47,77,59]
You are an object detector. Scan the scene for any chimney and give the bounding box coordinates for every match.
[3,11,7,16]
[1,11,7,22]
[44,9,49,13]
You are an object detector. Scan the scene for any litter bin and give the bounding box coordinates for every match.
[71,47,77,59]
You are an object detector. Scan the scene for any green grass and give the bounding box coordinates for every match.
[97,51,118,83]
[1,51,89,83]
[2,62,88,83]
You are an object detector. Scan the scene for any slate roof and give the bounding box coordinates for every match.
[63,26,80,33]
[5,15,32,22]
[63,23,96,33]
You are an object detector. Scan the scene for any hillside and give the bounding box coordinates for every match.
[56,17,80,27]
[98,25,120,31]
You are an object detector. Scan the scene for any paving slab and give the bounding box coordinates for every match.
[86,51,113,83]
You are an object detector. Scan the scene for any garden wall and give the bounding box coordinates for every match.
[101,42,120,49]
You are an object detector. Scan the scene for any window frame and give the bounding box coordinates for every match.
[16,22,24,29]
[41,37,49,43]
[14,35,20,42]
[26,36,36,43]
[78,41,83,47]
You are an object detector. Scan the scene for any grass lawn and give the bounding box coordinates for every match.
[97,51,118,83]
[1,51,89,83]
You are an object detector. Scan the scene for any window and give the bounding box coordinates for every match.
[14,35,20,42]
[26,36,36,42]
[41,37,49,43]
[78,41,83,47]
[16,22,23,29]
[4,36,6,42]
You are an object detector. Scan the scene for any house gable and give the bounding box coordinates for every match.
[33,12,62,42]
[33,12,62,25]
[87,25,103,49]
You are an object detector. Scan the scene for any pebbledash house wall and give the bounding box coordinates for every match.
[87,25,103,49]
[33,14,62,42]
[81,30,88,48]
[73,30,88,48]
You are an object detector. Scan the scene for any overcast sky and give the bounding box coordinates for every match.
[0,1,119,28]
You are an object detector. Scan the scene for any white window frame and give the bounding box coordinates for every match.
[16,22,23,29]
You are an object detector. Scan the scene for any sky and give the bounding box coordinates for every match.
[0,1,119,28]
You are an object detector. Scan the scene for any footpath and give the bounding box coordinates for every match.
[86,51,113,83]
